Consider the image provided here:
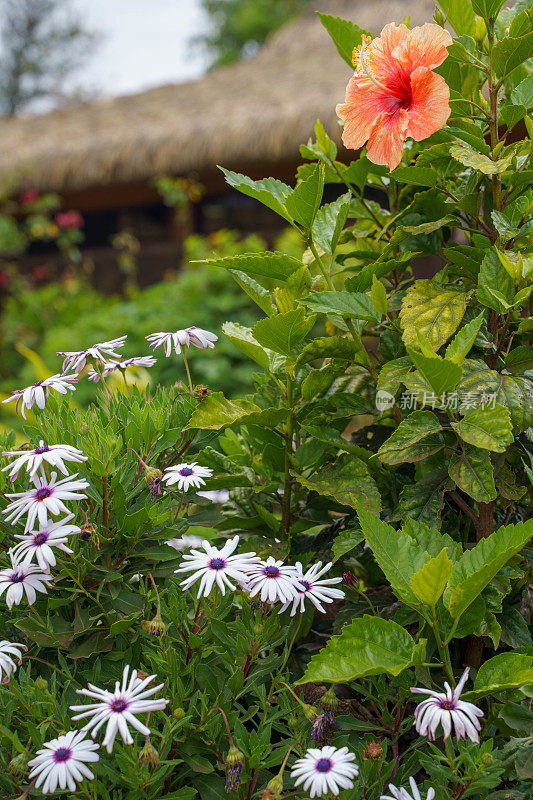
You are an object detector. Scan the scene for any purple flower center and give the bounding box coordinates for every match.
[209,558,225,570]
[33,532,49,546]
[35,487,52,501]
[300,581,311,592]
[9,572,25,583]
[33,381,44,387]
[110,698,129,713]
[179,467,194,477]
[316,758,332,773]
[439,699,456,711]
[54,747,71,763]
[264,566,280,579]
[34,445,50,454]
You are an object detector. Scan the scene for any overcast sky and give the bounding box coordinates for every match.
[72,0,209,98]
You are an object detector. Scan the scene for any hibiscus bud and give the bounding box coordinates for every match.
[433,7,446,26]
[363,741,383,760]
[8,752,29,776]
[225,745,245,791]
[139,740,159,766]
[302,703,318,722]
[261,775,283,799]
[173,706,186,720]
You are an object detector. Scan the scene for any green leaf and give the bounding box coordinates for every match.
[357,507,430,605]
[295,455,381,513]
[295,336,358,367]
[438,0,478,36]
[408,349,463,396]
[402,517,462,561]
[392,166,441,187]
[450,142,498,174]
[229,270,274,315]
[377,357,412,396]
[302,290,380,322]
[253,308,316,355]
[286,163,324,230]
[297,615,425,684]
[185,393,284,430]
[506,346,533,373]
[512,72,533,109]
[465,653,533,701]
[371,275,387,316]
[493,33,533,81]
[457,367,533,432]
[312,192,351,254]
[470,0,505,20]
[222,322,275,370]
[451,402,514,452]
[332,529,364,562]
[396,463,450,528]
[445,312,485,364]
[316,12,371,68]
[198,251,303,281]
[444,519,533,620]
[410,548,454,607]
[400,280,468,351]
[448,444,497,502]
[377,411,443,465]
[219,167,292,221]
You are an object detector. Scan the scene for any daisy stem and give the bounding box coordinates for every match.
[23,654,83,687]
[147,572,162,617]
[281,372,294,542]
[122,369,130,395]
[7,680,35,719]
[182,351,193,393]
[210,706,234,746]
[262,616,303,725]
[444,735,456,772]
[19,777,37,797]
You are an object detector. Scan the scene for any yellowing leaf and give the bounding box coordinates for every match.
[400,280,468,351]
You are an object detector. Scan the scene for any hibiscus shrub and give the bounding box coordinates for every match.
[1,2,533,799]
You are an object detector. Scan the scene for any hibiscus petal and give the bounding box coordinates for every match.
[406,67,451,142]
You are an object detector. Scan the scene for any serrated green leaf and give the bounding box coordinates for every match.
[253,308,316,355]
[302,290,380,322]
[512,72,533,109]
[332,529,364,562]
[294,454,380,512]
[316,12,371,68]
[444,519,533,620]
[457,367,533,432]
[295,336,358,367]
[377,411,442,465]
[377,357,412,396]
[286,163,324,230]
[371,275,387,316]
[445,312,484,364]
[448,443,497,502]
[186,393,284,431]
[410,548,454,607]
[438,0,478,36]
[219,167,292,221]
[465,653,533,701]
[451,402,514,452]
[357,507,430,605]
[493,33,533,81]
[506,346,533,372]
[312,192,350,254]
[402,517,462,561]
[222,322,275,370]
[229,270,274,315]
[408,349,463,396]
[470,0,505,20]
[198,251,303,281]
[297,615,425,684]
[400,280,468,351]
[392,166,441,186]
[450,142,498,174]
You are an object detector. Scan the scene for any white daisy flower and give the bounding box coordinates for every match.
[411,667,483,742]
[163,462,213,492]
[11,514,80,570]
[2,441,87,481]
[279,561,345,616]
[0,557,52,608]
[246,557,299,604]
[174,535,259,597]
[165,534,204,551]
[28,730,99,794]
[87,356,157,381]
[146,326,217,357]
[381,777,435,800]
[2,374,78,419]
[57,335,127,374]
[0,640,27,683]
[70,664,168,753]
[291,745,359,797]
[197,489,230,504]
[2,471,89,533]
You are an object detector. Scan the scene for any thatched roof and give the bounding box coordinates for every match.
[0,0,437,195]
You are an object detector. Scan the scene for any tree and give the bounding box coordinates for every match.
[0,0,99,116]
[198,0,310,69]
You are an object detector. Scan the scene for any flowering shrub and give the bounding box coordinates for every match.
[1,1,533,798]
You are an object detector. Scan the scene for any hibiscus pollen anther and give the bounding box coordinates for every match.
[352,35,374,76]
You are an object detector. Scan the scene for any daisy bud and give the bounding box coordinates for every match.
[253,622,263,636]
[139,740,159,766]
[261,775,283,799]
[287,714,299,731]
[136,670,150,682]
[343,571,357,587]
[302,703,318,722]
[320,687,338,712]
[173,707,186,720]
[194,384,211,400]
[8,752,29,776]
[142,613,166,637]
[482,753,493,765]
[80,524,95,542]
[145,466,163,486]
[363,741,383,760]
[34,677,48,692]
[225,745,244,791]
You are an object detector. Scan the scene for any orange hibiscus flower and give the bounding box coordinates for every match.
[336,23,452,171]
